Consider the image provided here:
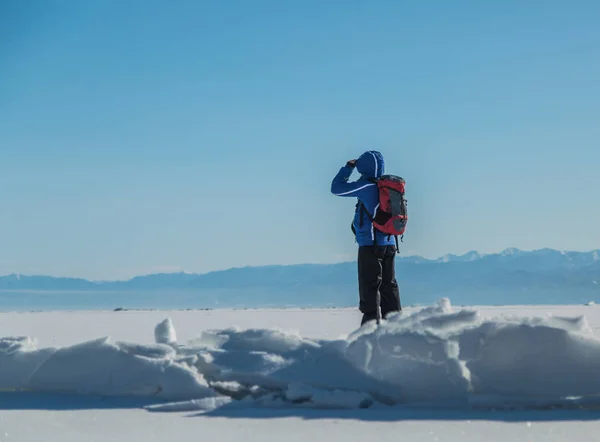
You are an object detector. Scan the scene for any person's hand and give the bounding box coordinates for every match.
[346,159,357,168]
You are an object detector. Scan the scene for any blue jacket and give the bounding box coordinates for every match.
[331,151,395,247]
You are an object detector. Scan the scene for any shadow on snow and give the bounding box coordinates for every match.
[4,391,600,423]
[0,391,163,411]
[196,402,600,423]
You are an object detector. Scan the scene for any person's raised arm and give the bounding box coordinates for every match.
[331,160,375,197]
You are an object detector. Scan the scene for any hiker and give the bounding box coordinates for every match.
[331,151,402,325]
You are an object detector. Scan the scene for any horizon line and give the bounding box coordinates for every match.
[2,246,600,282]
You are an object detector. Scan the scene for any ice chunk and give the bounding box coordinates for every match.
[155,318,177,346]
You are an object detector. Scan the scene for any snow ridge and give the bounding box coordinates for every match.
[3,300,600,413]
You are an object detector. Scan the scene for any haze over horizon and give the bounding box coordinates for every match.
[2,246,599,281]
[2,247,600,311]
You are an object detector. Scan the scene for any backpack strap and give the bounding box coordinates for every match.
[354,201,380,245]
[357,201,374,226]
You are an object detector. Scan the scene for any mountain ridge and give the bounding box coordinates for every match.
[2,248,600,308]
[2,247,600,287]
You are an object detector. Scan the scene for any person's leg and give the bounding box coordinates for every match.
[358,246,383,325]
[379,245,401,318]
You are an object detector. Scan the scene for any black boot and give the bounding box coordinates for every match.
[361,311,378,326]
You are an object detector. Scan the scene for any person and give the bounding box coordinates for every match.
[330,150,401,325]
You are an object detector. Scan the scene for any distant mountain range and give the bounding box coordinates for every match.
[2,248,600,309]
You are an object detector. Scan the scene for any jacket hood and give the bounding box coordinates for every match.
[356,150,384,179]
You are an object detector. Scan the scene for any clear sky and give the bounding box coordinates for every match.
[1,0,599,280]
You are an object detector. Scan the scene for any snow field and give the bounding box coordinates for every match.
[3,298,600,413]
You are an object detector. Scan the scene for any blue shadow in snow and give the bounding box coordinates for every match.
[0,392,165,411]
[196,402,600,423]
[4,391,600,423]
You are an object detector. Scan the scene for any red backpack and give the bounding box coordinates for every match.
[369,175,408,251]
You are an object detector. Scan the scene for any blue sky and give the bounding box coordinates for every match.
[1,0,599,280]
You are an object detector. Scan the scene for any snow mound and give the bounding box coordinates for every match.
[155,318,177,346]
[4,298,600,412]
[0,336,213,401]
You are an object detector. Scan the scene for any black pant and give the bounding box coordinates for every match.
[358,245,401,325]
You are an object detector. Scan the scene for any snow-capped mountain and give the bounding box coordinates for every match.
[1,248,600,308]
[435,251,483,263]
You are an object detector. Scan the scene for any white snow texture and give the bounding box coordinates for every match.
[154,317,177,346]
[3,299,600,412]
